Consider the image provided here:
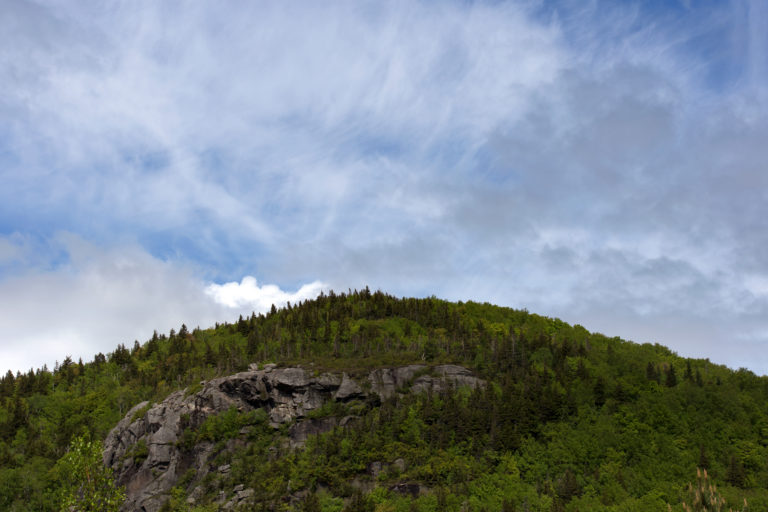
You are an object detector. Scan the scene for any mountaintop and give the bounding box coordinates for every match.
[1,289,767,511]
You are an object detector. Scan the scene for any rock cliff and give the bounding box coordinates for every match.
[103,364,482,512]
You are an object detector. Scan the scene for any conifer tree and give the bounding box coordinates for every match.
[665,365,678,387]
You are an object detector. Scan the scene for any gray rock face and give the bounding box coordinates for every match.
[368,364,426,399]
[103,364,483,511]
[411,365,480,394]
[289,417,339,448]
[335,372,364,401]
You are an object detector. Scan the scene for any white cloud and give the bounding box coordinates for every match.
[205,276,326,311]
[0,1,563,248]
[2,1,768,375]
[0,234,323,375]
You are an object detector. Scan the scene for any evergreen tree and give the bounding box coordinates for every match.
[665,365,678,387]
[237,316,248,336]
[698,445,709,469]
[0,370,15,397]
[726,455,746,488]
[646,362,659,382]
[593,377,606,407]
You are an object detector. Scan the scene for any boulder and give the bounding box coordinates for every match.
[273,367,310,388]
[335,373,363,401]
[368,461,383,478]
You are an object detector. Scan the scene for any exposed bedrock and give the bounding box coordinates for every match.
[103,364,483,512]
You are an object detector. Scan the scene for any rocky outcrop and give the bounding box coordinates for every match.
[103,364,482,511]
[335,372,364,400]
[367,364,478,399]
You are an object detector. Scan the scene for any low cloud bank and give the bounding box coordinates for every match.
[0,234,325,375]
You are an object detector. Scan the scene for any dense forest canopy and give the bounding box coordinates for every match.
[0,289,765,511]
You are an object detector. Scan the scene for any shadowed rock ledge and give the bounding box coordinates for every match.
[103,364,483,512]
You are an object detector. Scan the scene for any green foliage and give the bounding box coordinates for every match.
[342,489,374,512]
[54,434,125,511]
[0,290,763,510]
[195,407,268,443]
[184,381,204,397]
[128,439,149,466]
[159,486,219,512]
[300,492,322,512]
[305,399,349,420]
[130,401,152,423]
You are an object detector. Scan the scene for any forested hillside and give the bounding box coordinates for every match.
[1,289,766,511]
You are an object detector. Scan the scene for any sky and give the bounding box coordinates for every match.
[1,0,767,376]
